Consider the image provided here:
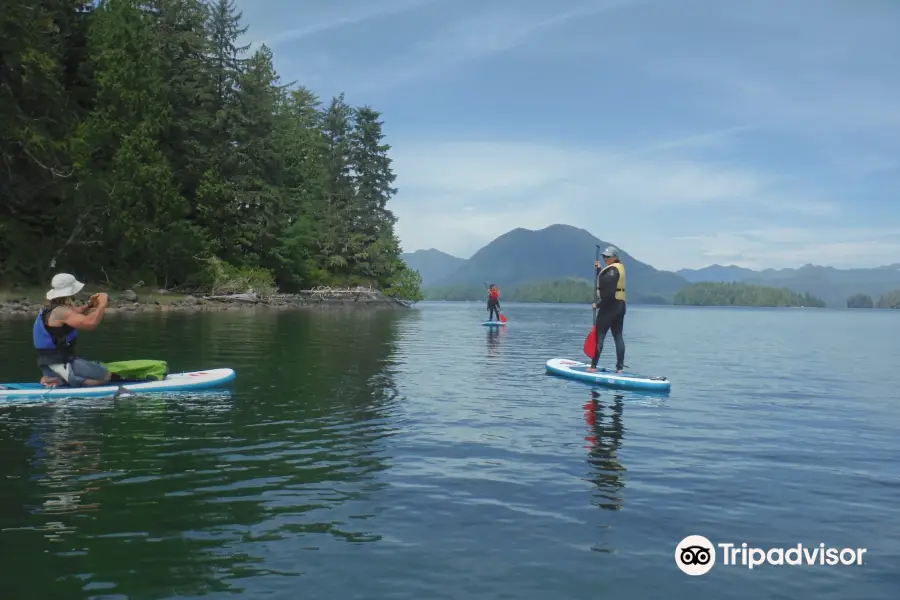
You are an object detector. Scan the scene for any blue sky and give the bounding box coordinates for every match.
[235,0,900,271]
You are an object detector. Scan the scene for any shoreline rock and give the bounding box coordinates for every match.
[0,287,415,318]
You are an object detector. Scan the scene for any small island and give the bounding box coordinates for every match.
[846,293,874,308]
[673,282,825,307]
[876,289,900,309]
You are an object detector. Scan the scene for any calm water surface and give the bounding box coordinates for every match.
[0,302,898,599]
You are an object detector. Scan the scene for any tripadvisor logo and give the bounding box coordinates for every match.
[674,535,867,575]
[675,535,716,576]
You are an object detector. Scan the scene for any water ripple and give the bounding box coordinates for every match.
[0,305,897,598]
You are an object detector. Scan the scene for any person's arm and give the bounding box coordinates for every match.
[57,294,109,331]
[70,303,90,314]
[596,267,620,296]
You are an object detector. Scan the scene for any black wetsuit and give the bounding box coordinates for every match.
[591,265,626,371]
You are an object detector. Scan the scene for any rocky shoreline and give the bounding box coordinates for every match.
[0,286,414,317]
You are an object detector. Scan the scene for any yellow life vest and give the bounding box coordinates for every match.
[598,262,626,301]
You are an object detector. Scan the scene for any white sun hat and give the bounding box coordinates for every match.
[46,273,85,300]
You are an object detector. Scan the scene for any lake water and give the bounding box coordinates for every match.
[0,302,898,599]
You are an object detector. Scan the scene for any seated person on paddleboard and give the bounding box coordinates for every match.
[487,283,501,321]
[588,246,626,374]
[34,273,112,388]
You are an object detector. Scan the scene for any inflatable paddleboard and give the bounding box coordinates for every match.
[545,358,670,392]
[0,368,236,401]
[482,321,506,326]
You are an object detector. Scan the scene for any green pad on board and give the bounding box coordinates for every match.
[100,359,169,381]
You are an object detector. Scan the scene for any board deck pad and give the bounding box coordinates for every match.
[0,368,236,401]
[545,358,670,392]
[482,321,507,326]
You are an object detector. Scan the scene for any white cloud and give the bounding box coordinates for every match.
[672,227,900,270]
[251,0,438,48]
[628,2,900,172]
[389,130,843,267]
[302,0,642,94]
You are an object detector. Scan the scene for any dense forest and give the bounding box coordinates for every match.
[1,0,422,299]
[846,290,900,308]
[846,293,874,308]
[507,279,594,303]
[674,282,825,307]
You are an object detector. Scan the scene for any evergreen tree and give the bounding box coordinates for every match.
[349,106,401,284]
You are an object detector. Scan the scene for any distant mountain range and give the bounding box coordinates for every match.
[677,263,900,306]
[404,224,687,302]
[402,225,900,307]
[400,248,466,287]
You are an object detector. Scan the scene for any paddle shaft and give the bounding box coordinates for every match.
[593,245,601,323]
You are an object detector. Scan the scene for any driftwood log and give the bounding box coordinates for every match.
[203,292,261,303]
[202,286,414,308]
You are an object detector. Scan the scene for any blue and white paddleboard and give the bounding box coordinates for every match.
[0,368,236,401]
[545,358,670,392]
[482,321,506,326]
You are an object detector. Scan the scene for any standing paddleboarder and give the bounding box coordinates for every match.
[587,246,626,374]
[487,283,502,321]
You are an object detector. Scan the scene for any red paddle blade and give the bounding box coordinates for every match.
[499,313,508,322]
[583,326,597,358]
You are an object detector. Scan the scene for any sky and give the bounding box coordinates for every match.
[235,0,900,271]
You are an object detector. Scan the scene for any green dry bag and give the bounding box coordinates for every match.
[100,359,169,381]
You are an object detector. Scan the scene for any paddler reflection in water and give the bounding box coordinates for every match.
[588,246,626,374]
[34,273,111,388]
[584,391,626,512]
[486,325,501,355]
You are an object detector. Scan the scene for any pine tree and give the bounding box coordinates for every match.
[348,106,400,282]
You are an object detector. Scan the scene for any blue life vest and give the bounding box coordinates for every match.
[33,308,78,366]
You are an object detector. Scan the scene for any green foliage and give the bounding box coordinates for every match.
[846,293,874,308]
[424,285,485,301]
[507,279,594,303]
[193,256,277,296]
[384,266,424,302]
[673,282,826,307]
[876,289,900,309]
[0,0,417,300]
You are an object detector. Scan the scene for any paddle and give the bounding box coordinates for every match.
[583,245,600,358]
[483,282,507,322]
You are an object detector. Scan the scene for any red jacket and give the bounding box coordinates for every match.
[489,288,500,300]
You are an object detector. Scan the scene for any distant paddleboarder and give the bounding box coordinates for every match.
[587,247,626,374]
[487,283,502,321]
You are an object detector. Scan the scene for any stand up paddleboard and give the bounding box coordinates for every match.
[545,358,670,392]
[482,321,507,326]
[0,368,236,401]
